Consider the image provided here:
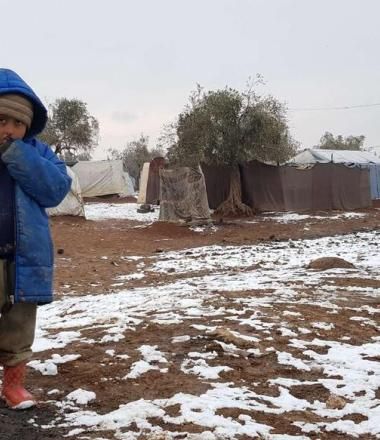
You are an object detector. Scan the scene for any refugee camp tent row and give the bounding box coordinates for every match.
[288,149,380,200]
[72,160,134,198]
[238,161,371,212]
[200,161,371,213]
[137,157,230,210]
[139,154,373,220]
[48,160,135,218]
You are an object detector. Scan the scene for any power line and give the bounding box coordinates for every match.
[289,102,380,112]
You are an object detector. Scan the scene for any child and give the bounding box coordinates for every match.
[0,68,72,409]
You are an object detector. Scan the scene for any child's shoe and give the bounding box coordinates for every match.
[1,363,36,409]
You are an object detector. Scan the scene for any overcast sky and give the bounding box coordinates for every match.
[3,0,380,158]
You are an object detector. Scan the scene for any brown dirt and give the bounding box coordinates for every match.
[51,206,380,297]
[2,203,380,439]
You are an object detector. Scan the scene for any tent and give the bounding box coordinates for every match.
[201,160,371,213]
[201,164,233,210]
[72,160,134,198]
[159,166,211,225]
[240,161,371,212]
[289,148,380,165]
[137,162,150,204]
[137,157,166,204]
[289,149,380,199]
[47,167,85,217]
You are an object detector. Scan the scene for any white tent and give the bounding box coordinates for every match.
[368,146,380,158]
[137,162,150,204]
[47,167,85,217]
[289,149,380,165]
[120,172,135,197]
[72,160,134,198]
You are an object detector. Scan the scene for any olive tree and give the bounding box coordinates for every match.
[39,98,99,160]
[107,134,164,188]
[316,132,365,151]
[160,82,297,216]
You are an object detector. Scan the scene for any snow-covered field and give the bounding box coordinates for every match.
[30,204,380,439]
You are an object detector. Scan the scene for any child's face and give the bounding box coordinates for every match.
[0,114,27,145]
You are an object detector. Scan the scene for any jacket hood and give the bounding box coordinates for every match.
[0,69,47,138]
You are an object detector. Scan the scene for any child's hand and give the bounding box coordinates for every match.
[0,138,13,154]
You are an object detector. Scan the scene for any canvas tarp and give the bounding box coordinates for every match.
[137,157,166,204]
[201,164,233,210]
[240,161,371,212]
[159,166,211,224]
[289,149,380,200]
[47,167,85,216]
[137,162,150,204]
[239,161,284,212]
[146,157,165,204]
[72,160,133,198]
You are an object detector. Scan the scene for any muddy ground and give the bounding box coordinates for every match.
[1,201,380,440]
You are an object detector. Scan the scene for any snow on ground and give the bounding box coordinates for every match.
[244,211,367,223]
[31,205,380,439]
[84,202,368,225]
[267,212,366,222]
[84,202,159,222]
[145,231,380,286]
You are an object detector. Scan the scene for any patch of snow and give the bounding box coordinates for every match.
[181,358,232,379]
[65,389,96,405]
[84,203,159,222]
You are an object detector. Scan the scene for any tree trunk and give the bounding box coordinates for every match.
[214,166,254,217]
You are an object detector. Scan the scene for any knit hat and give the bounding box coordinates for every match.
[0,94,33,129]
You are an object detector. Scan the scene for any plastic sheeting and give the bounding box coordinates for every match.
[72,160,134,198]
[369,164,380,199]
[120,172,135,197]
[289,149,380,165]
[159,166,211,224]
[47,167,85,216]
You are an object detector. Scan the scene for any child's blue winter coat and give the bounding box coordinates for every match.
[0,69,71,304]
